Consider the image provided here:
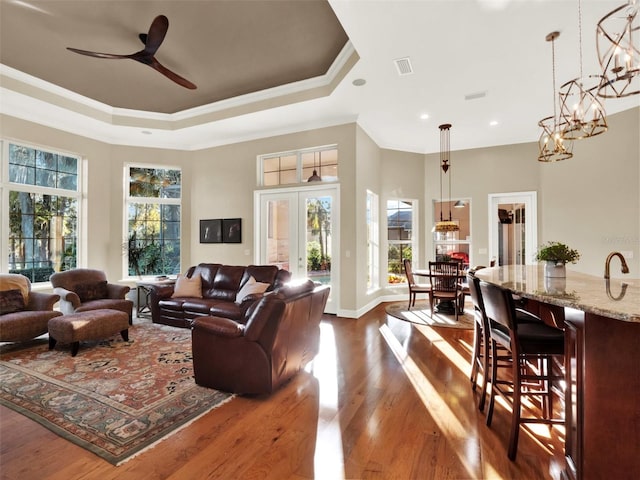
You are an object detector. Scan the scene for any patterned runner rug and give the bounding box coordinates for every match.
[385,301,474,329]
[0,320,233,465]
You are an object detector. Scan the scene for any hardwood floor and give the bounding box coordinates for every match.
[0,303,565,479]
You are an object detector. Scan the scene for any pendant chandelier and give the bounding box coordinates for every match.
[559,0,608,140]
[538,31,574,162]
[596,0,639,98]
[434,123,459,233]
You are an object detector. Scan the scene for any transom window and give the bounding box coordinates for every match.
[260,146,338,186]
[2,142,80,282]
[125,165,181,277]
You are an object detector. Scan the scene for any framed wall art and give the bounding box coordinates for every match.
[200,219,222,243]
[222,218,242,243]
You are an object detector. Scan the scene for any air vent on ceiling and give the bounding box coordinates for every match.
[394,57,414,76]
[465,91,487,101]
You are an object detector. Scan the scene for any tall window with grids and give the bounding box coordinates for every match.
[125,165,181,277]
[366,190,379,290]
[387,199,416,284]
[3,142,80,282]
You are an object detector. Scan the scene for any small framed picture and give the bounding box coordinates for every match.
[200,219,222,243]
[222,218,242,243]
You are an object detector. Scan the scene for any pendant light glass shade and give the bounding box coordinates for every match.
[538,31,574,162]
[558,0,608,140]
[596,0,640,98]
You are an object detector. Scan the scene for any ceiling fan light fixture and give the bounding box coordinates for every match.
[66,15,197,90]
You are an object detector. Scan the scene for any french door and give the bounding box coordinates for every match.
[254,186,339,314]
[488,191,537,266]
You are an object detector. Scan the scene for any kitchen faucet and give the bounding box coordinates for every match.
[604,251,630,279]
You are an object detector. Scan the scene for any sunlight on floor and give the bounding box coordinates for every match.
[397,309,462,326]
[308,322,346,479]
[413,324,473,378]
[379,323,492,479]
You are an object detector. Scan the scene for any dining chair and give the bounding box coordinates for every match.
[479,280,565,461]
[428,261,465,321]
[403,259,431,310]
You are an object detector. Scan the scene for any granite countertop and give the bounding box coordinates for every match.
[474,265,640,323]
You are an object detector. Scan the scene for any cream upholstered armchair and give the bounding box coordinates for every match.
[50,269,133,324]
[0,273,62,342]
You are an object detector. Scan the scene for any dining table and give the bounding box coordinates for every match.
[474,265,640,480]
[413,267,468,314]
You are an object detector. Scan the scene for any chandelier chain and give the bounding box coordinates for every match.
[578,0,583,80]
[551,35,558,130]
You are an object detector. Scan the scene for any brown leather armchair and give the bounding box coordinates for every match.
[192,280,330,395]
[1,273,62,342]
[50,269,133,324]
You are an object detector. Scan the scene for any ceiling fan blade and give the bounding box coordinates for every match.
[143,15,168,55]
[67,47,130,59]
[150,59,197,89]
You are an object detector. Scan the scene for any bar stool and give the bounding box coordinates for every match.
[467,272,490,411]
[468,271,546,412]
[479,280,565,461]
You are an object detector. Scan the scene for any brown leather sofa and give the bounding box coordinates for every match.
[191,280,330,395]
[149,263,291,328]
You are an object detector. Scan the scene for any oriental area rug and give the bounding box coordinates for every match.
[385,301,474,329]
[0,320,234,466]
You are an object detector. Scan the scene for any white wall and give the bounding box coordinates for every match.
[539,107,640,277]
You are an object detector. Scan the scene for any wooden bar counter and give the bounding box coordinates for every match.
[474,265,640,480]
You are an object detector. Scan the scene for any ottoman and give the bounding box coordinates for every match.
[48,309,130,356]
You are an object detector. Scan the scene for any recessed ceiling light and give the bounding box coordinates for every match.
[141,130,152,135]
[420,113,430,120]
[352,78,366,87]
[489,121,499,126]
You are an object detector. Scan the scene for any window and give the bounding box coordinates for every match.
[366,190,379,290]
[387,199,416,284]
[433,199,471,267]
[2,142,80,282]
[126,165,181,277]
[260,146,338,186]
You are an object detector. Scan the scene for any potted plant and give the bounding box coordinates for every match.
[535,241,580,277]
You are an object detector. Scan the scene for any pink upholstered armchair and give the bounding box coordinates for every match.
[50,269,133,324]
[0,273,62,342]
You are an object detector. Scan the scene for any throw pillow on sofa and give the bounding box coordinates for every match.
[74,281,108,302]
[235,276,270,304]
[172,273,203,298]
[0,289,26,314]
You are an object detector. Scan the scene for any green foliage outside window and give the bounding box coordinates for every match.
[126,167,181,277]
[7,144,79,282]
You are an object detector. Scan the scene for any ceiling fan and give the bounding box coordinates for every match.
[67,15,196,90]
